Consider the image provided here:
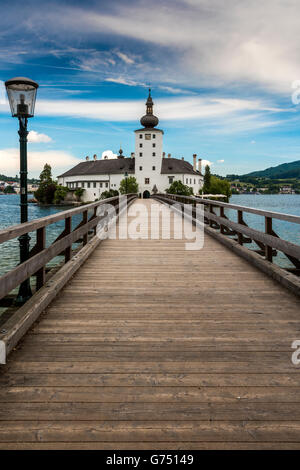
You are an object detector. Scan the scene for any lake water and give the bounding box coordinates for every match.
[0,194,83,278]
[0,193,299,277]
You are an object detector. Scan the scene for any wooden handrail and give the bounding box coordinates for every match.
[0,194,138,302]
[0,195,137,244]
[153,193,300,271]
[155,193,300,224]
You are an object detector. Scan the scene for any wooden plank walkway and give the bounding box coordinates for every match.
[1,198,300,449]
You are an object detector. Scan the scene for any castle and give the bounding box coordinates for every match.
[58,90,203,201]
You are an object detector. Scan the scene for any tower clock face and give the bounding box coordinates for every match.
[145,134,151,140]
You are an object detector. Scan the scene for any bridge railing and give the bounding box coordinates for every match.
[0,194,137,304]
[152,193,300,274]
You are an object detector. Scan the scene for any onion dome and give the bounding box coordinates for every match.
[140,89,159,128]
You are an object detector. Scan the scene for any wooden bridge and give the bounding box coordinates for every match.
[0,194,300,449]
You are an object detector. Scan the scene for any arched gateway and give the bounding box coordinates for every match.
[143,190,150,199]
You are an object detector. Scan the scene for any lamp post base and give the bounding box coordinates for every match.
[15,233,32,304]
[15,279,32,305]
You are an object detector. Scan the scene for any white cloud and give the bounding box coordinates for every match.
[28,130,52,143]
[101,150,118,160]
[42,1,300,93]
[105,77,140,87]
[201,159,212,168]
[217,159,225,163]
[22,96,282,124]
[115,51,134,65]
[251,140,256,144]
[0,148,80,178]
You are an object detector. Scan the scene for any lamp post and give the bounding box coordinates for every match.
[124,171,128,194]
[5,77,39,303]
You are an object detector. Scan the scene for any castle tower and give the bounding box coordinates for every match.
[134,89,164,198]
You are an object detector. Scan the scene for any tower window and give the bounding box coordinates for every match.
[153,134,156,139]
[139,152,143,157]
[139,143,143,148]
[152,166,156,170]
[145,178,150,184]
[152,143,156,148]
[152,152,156,156]
[139,134,143,138]
[139,166,142,171]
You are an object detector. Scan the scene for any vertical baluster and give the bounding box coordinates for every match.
[65,216,71,262]
[209,203,214,227]
[220,206,225,234]
[265,216,273,262]
[93,206,97,236]
[82,210,88,246]
[238,210,243,245]
[36,226,46,290]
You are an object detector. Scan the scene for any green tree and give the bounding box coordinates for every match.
[4,185,15,194]
[119,176,138,195]
[166,180,193,196]
[209,175,232,202]
[54,185,69,204]
[34,164,57,204]
[100,189,119,200]
[203,165,211,194]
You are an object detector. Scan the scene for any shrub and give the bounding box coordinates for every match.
[166,180,193,196]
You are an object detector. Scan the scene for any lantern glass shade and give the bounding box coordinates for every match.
[5,77,38,118]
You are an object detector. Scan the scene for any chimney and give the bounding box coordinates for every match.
[193,154,197,171]
[168,153,171,158]
[181,157,184,161]
[93,154,97,161]
[162,152,166,158]
[131,152,135,159]
[198,158,202,174]
[85,156,89,161]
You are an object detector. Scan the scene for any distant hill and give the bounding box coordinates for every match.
[227,160,300,180]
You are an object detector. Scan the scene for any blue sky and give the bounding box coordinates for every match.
[1,0,300,178]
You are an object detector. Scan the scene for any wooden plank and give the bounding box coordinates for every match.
[1,373,300,387]
[1,421,300,442]
[1,386,300,403]
[2,402,300,421]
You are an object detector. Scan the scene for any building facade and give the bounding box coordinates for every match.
[58,90,203,201]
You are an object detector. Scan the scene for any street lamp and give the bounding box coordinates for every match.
[5,77,39,303]
[124,171,128,194]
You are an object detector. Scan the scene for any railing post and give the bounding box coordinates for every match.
[209,203,214,227]
[82,210,88,246]
[93,207,97,236]
[237,210,243,245]
[35,226,46,290]
[65,217,71,263]
[265,216,273,262]
[220,206,225,234]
